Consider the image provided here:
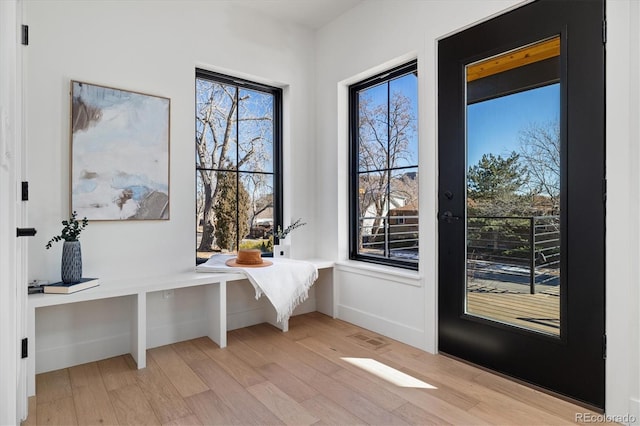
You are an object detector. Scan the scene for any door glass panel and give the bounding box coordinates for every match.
[465,37,561,336]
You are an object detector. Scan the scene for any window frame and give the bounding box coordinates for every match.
[195,69,283,263]
[348,60,419,270]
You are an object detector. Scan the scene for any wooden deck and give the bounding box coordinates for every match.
[467,280,560,335]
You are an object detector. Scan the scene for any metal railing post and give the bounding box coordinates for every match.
[384,216,389,258]
[529,216,535,295]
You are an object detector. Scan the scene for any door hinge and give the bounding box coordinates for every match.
[602,179,607,203]
[21,25,29,46]
[21,181,29,201]
[602,19,607,44]
[21,338,28,359]
[602,334,607,360]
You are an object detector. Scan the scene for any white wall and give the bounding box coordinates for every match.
[315,0,640,420]
[26,0,317,282]
[24,0,320,372]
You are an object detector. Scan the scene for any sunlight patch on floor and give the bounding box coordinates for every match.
[341,357,437,389]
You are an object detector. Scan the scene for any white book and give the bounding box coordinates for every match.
[43,278,100,294]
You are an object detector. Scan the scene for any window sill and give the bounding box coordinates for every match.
[334,260,422,287]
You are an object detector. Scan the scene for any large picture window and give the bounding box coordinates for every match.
[349,61,419,269]
[196,70,282,263]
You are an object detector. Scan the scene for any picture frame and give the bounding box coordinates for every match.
[70,80,170,220]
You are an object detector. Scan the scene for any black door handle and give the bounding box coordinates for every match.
[16,228,37,237]
[439,211,462,223]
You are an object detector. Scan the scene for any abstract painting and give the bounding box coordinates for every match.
[70,81,170,220]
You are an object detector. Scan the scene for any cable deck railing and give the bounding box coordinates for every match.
[356,214,559,290]
[358,215,419,262]
[467,215,560,294]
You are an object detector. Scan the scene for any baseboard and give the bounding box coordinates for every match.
[227,295,317,331]
[147,318,208,349]
[35,333,131,374]
[227,306,269,331]
[337,304,425,349]
[629,398,640,426]
[292,293,316,316]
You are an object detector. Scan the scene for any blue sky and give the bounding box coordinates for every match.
[360,72,419,168]
[391,73,418,166]
[466,83,560,168]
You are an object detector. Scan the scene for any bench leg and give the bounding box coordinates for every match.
[131,292,146,369]
[206,280,227,348]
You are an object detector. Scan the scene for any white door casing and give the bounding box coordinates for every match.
[0,0,28,423]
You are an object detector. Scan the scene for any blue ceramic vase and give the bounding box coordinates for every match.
[61,241,82,283]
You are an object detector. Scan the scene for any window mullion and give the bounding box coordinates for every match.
[385,81,391,259]
[235,87,240,252]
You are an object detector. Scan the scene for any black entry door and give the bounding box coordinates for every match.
[438,0,605,408]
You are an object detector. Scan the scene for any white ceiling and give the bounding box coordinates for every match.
[233,0,363,29]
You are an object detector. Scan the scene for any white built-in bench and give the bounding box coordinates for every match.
[27,259,334,397]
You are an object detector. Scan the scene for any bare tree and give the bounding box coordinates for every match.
[244,173,272,230]
[518,119,560,212]
[196,80,272,252]
[358,90,417,239]
[196,178,205,228]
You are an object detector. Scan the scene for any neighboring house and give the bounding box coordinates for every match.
[388,202,418,228]
[359,193,408,237]
[359,172,418,237]
[248,208,273,239]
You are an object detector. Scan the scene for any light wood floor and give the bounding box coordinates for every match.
[24,312,600,425]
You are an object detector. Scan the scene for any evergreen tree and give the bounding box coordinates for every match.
[467,152,528,216]
[214,172,250,252]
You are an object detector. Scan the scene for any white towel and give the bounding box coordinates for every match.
[196,254,318,323]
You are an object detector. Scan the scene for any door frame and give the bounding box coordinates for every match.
[437,0,606,409]
[0,0,28,422]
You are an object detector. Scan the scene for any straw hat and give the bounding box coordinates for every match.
[225,249,273,268]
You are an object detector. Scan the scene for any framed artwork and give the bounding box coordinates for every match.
[70,81,170,220]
